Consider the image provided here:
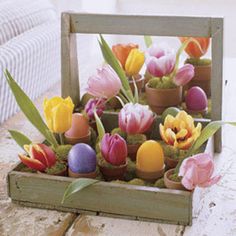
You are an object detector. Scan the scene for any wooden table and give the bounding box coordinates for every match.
[1,59,236,236]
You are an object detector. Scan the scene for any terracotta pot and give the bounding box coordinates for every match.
[68,168,97,178]
[164,169,187,191]
[136,165,165,182]
[164,156,179,169]
[65,131,91,145]
[127,143,142,161]
[184,64,211,97]
[98,162,127,181]
[145,84,182,115]
[129,75,145,94]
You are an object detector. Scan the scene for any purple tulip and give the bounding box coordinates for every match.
[85,98,106,120]
[87,65,122,99]
[173,64,195,86]
[101,133,127,166]
[68,143,97,173]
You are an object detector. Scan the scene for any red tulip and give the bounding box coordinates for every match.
[101,133,127,166]
[19,144,57,171]
[119,103,154,134]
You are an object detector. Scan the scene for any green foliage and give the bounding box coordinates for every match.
[127,134,146,145]
[46,162,66,175]
[148,76,177,89]
[154,178,166,188]
[8,130,32,150]
[144,36,153,48]
[111,128,127,140]
[169,173,182,182]
[186,58,211,66]
[54,145,72,162]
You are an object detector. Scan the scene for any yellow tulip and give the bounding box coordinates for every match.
[136,140,164,172]
[160,111,202,150]
[43,96,74,133]
[125,48,145,77]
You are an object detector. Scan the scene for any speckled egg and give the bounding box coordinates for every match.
[68,143,96,173]
[185,86,208,111]
[65,113,90,138]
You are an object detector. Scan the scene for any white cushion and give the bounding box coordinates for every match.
[0,0,57,45]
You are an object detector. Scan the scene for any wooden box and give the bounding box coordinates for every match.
[7,13,223,225]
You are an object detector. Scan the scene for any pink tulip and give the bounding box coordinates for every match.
[101,133,127,166]
[85,98,106,120]
[179,153,221,190]
[146,54,175,78]
[147,43,166,58]
[119,103,154,134]
[87,65,122,99]
[173,64,195,86]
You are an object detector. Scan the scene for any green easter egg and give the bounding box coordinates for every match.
[161,107,180,122]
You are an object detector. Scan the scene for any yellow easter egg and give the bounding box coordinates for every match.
[136,140,164,172]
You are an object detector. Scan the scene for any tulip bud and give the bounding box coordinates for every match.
[173,64,194,86]
[19,144,57,171]
[101,133,127,166]
[85,98,106,120]
[43,96,74,133]
[125,49,145,77]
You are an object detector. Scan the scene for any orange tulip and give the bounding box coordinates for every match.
[112,43,138,69]
[179,37,210,58]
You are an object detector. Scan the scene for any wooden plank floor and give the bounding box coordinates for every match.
[0,52,235,235]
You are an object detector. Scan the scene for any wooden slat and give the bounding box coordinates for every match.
[8,171,192,225]
[211,17,224,153]
[70,13,213,37]
[61,13,80,107]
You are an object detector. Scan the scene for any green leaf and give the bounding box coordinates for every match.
[62,178,99,203]
[132,77,139,103]
[98,35,134,103]
[94,111,105,142]
[144,36,152,48]
[8,130,32,149]
[4,70,58,147]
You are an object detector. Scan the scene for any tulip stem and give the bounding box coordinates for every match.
[59,133,64,145]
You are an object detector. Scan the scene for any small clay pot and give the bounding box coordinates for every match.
[184,64,211,97]
[136,165,165,183]
[164,156,179,169]
[98,162,127,181]
[145,84,182,115]
[129,75,145,94]
[68,168,97,178]
[164,169,187,191]
[127,143,142,161]
[65,131,91,145]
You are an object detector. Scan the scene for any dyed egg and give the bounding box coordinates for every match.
[185,86,208,111]
[136,140,164,172]
[68,143,96,173]
[65,113,90,138]
[161,107,180,122]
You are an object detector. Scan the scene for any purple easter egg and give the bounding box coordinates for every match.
[185,86,208,111]
[68,143,96,173]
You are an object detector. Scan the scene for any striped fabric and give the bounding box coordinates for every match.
[0,0,57,45]
[0,0,60,124]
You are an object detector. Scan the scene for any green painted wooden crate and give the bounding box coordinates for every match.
[7,13,223,225]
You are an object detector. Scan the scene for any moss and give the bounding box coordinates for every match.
[45,162,67,175]
[154,178,166,188]
[127,134,146,145]
[128,178,145,186]
[169,173,182,182]
[111,128,127,140]
[161,142,188,160]
[148,76,177,89]
[54,145,72,162]
[20,165,37,173]
[186,58,211,66]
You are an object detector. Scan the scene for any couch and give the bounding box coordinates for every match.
[0,0,60,123]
